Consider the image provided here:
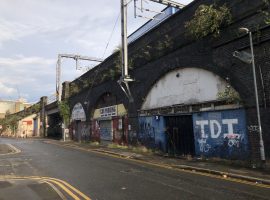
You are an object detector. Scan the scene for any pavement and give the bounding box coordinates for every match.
[45,139,270,186]
[0,179,63,200]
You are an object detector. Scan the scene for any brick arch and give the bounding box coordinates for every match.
[71,102,86,121]
[134,66,244,112]
[87,85,129,119]
[129,38,255,112]
[94,92,116,108]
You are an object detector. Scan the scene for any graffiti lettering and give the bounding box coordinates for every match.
[138,117,157,149]
[210,120,221,138]
[224,133,242,148]
[196,119,239,139]
[197,138,211,152]
[222,119,238,134]
[247,125,259,132]
[196,120,208,138]
[193,110,248,159]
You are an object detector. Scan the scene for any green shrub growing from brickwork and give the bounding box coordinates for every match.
[217,86,241,104]
[262,0,270,24]
[185,4,232,39]
[58,100,70,126]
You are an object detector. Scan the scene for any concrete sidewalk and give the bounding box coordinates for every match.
[0,179,63,200]
[47,139,270,186]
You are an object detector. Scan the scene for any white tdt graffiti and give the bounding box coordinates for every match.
[196,118,244,151]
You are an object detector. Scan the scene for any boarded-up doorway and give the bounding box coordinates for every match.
[165,115,195,156]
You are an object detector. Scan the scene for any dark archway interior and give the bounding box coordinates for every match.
[47,113,62,139]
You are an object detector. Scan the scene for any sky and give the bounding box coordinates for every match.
[0,0,193,103]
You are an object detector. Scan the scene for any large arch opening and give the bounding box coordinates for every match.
[70,102,88,142]
[91,92,128,144]
[138,68,248,160]
[141,68,239,110]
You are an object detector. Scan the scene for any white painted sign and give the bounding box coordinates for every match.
[100,106,117,117]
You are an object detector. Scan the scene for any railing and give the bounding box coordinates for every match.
[47,94,57,105]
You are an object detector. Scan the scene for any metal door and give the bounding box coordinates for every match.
[165,115,195,156]
[100,120,112,141]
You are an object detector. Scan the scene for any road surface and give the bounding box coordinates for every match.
[0,138,269,200]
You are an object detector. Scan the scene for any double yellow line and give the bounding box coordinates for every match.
[0,175,91,200]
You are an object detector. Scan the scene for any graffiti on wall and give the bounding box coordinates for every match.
[247,125,259,132]
[71,121,90,141]
[80,123,90,141]
[197,137,211,153]
[100,120,112,141]
[138,116,166,151]
[193,109,249,159]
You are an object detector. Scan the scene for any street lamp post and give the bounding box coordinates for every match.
[239,27,266,163]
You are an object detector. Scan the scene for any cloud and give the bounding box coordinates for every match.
[0,55,56,101]
[0,56,55,67]
[0,81,16,96]
[0,0,194,102]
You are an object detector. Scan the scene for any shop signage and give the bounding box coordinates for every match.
[100,105,117,117]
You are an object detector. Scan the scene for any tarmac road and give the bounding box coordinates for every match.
[0,138,269,200]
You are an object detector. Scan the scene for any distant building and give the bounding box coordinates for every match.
[0,98,32,119]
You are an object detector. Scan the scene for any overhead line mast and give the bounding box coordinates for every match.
[119,0,186,102]
[56,54,103,102]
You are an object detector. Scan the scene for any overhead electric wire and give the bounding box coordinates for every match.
[83,11,121,105]
[101,12,121,59]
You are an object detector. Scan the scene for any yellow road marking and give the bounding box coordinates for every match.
[0,175,91,200]
[45,177,91,200]
[46,141,270,189]
[46,179,80,200]
[43,180,67,200]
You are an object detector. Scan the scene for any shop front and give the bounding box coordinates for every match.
[92,104,128,144]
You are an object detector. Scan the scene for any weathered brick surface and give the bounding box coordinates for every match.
[59,0,270,160]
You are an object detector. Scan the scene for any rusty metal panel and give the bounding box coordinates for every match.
[193,109,249,159]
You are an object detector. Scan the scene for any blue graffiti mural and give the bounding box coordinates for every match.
[193,109,249,160]
[138,116,166,151]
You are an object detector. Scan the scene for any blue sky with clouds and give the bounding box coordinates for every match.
[0,0,193,103]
